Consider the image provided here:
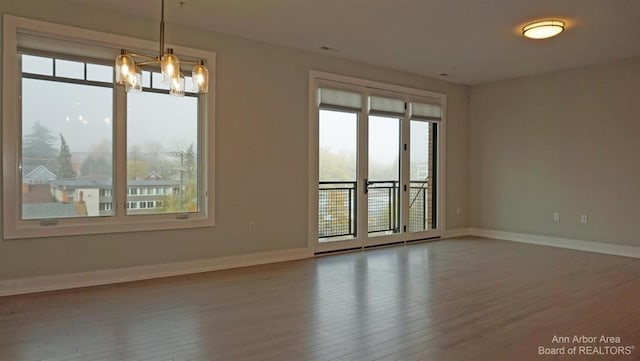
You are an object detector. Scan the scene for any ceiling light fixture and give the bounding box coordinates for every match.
[522,20,565,39]
[115,0,209,96]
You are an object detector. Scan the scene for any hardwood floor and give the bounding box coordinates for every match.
[1,237,639,361]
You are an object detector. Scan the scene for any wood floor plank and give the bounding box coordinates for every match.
[1,238,639,360]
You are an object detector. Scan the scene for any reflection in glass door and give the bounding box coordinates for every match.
[367,115,400,236]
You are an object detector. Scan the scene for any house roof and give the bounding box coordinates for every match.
[22,203,78,219]
[52,178,180,188]
[24,164,56,178]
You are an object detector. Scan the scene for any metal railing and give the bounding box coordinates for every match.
[367,180,400,233]
[318,179,430,239]
[318,181,356,238]
[409,179,429,232]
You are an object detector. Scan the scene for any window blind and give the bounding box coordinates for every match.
[369,95,405,115]
[318,88,362,110]
[411,102,442,120]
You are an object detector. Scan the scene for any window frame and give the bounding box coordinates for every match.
[2,15,216,239]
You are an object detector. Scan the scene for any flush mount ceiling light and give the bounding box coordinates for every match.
[115,0,209,96]
[522,20,565,39]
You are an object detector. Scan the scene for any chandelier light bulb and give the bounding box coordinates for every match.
[115,50,135,85]
[161,48,180,84]
[191,60,209,93]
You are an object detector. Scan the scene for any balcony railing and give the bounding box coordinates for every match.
[367,181,400,234]
[409,179,429,232]
[318,181,356,238]
[319,179,430,239]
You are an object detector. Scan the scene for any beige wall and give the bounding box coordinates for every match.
[470,57,640,246]
[0,1,470,280]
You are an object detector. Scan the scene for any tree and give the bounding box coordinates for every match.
[319,148,356,181]
[139,142,172,177]
[127,145,149,180]
[80,139,112,177]
[181,143,198,211]
[23,121,57,167]
[184,143,196,184]
[369,158,400,182]
[326,186,351,235]
[56,134,76,178]
[161,144,198,213]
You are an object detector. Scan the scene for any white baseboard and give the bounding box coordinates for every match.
[470,228,640,259]
[443,228,471,239]
[0,247,313,297]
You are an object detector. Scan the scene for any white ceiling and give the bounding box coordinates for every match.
[71,0,640,85]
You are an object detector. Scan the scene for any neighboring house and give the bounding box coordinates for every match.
[22,164,57,204]
[145,170,163,180]
[23,164,56,185]
[50,175,181,217]
[50,178,108,217]
[125,179,181,215]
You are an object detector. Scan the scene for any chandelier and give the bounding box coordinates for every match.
[114,0,209,96]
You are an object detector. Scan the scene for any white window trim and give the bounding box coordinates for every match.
[2,15,216,239]
[306,70,447,252]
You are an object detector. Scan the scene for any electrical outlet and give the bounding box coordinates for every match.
[248,222,256,232]
[553,212,560,222]
[456,206,461,215]
[580,215,588,224]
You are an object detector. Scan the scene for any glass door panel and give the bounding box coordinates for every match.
[318,109,358,243]
[367,115,401,236]
[409,120,437,232]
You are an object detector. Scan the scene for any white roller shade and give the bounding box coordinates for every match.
[369,96,405,115]
[18,32,118,62]
[411,102,442,120]
[318,88,362,110]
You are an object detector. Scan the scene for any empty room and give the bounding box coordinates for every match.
[1,0,639,360]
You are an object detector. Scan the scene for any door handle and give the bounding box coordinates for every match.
[364,178,369,194]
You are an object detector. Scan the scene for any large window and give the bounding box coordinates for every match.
[2,15,215,238]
